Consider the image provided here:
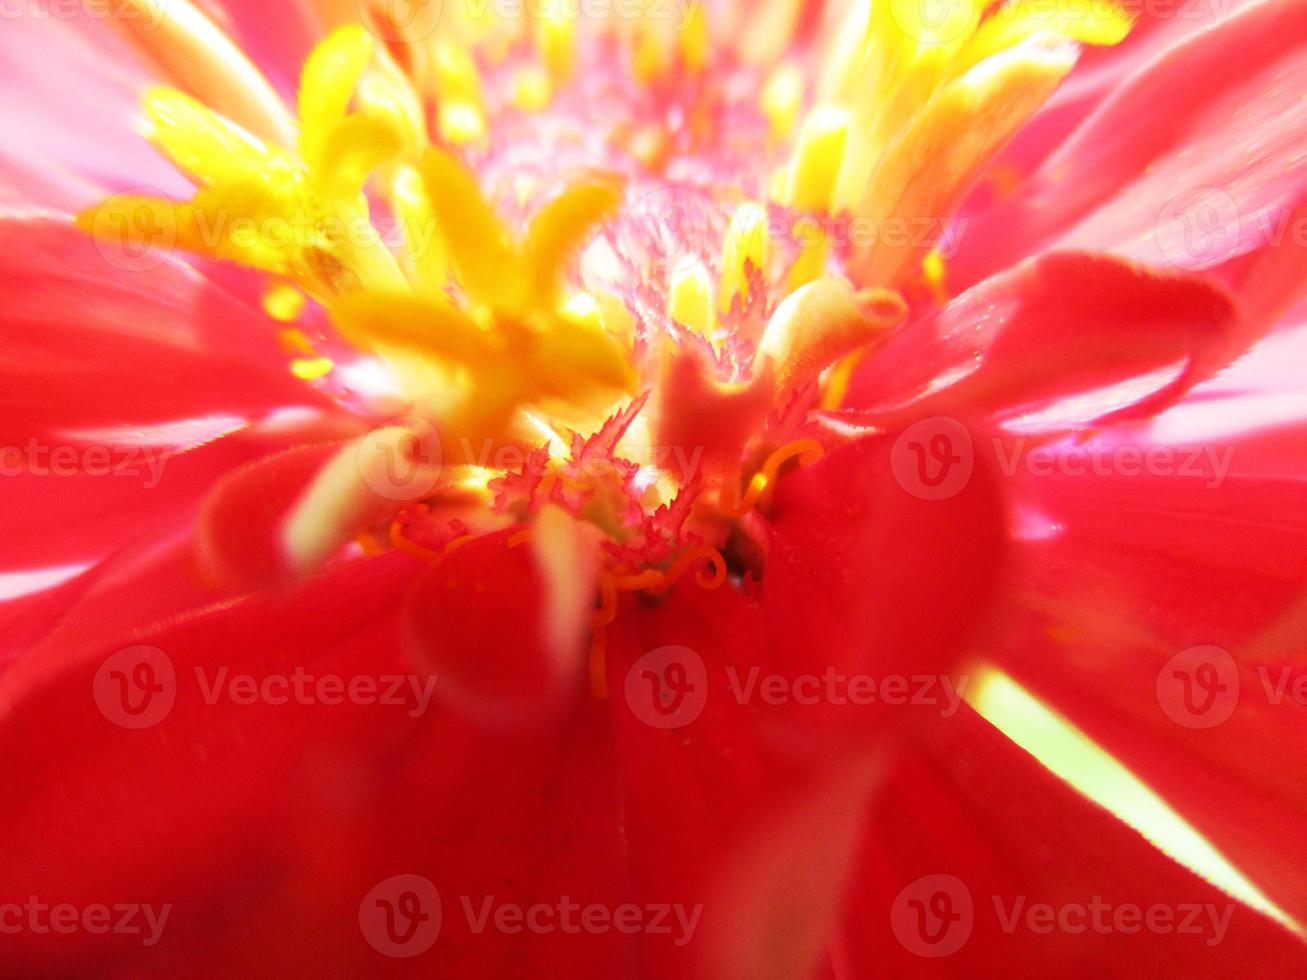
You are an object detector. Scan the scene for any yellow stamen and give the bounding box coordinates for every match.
[718,202,770,316]
[762,64,805,142]
[79,27,408,300]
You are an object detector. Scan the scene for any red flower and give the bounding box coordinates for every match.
[2,0,1307,976]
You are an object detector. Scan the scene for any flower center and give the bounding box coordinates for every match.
[80,0,1133,585]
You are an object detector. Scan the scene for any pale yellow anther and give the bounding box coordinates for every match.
[781,106,849,213]
[669,261,719,349]
[514,66,554,111]
[761,64,805,142]
[718,203,771,316]
[785,218,830,294]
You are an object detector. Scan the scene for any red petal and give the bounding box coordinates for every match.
[605,582,883,980]
[952,0,1307,303]
[843,252,1238,432]
[839,705,1307,974]
[983,433,1307,924]
[761,431,1005,727]
[403,523,594,728]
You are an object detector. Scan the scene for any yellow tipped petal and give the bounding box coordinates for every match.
[330,291,498,365]
[782,105,849,212]
[418,147,517,302]
[143,87,288,187]
[757,277,906,394]
[313,112,404,206]
[390,164,449,290]
[849,37,1078,288]
[521,178,624,306]
[298,25,374,170]
[961,0,1134,74]
[542,311,640,401]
